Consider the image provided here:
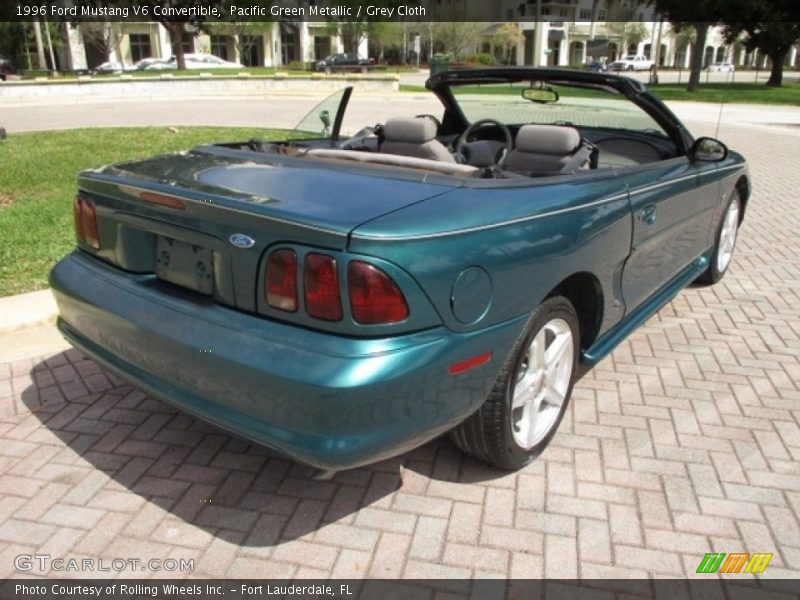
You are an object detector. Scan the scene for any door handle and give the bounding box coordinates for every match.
[639,205,657,225]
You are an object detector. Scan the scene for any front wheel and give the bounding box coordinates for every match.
[697,191,741,284]
[451,296,580,470]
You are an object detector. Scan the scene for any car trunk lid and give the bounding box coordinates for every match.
[76,146,451,313]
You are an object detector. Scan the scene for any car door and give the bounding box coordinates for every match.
[620,155,720,312]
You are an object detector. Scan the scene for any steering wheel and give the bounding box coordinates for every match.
[456,119,513,169]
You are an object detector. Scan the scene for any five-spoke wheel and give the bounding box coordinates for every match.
[698,190,742,284]
[451,296,579,469]
[511,317,574,450]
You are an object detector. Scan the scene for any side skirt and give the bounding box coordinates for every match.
[580,253,710,367]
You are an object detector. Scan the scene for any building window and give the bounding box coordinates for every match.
[281,30,296,64]
[129,34,151,63]
[559,7,568,17]
[542,7,551,15]
[180,33,194,54]
[314,36,331,61]
[597,10,605,19]
[579,9,591,19]
[210,35,228,61]
[240,35,263,66]
[507,9,514,19]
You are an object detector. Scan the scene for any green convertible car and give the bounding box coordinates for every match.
[50,68,749,477]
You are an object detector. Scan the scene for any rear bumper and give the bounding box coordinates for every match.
[50,252,522,470]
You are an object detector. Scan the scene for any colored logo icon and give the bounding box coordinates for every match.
[696,552,772,574]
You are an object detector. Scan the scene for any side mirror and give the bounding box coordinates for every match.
[691,137,728,162]
[319,109,331,137]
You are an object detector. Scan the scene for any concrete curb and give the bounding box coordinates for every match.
[0,288,58,333]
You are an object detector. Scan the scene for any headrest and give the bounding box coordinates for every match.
[515,124,581,155]
[383,117,437,143]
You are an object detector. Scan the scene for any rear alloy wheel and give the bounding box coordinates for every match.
[698,191,741,284]
[451,296,580,469]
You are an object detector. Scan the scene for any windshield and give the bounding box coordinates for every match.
[450,81,668,137]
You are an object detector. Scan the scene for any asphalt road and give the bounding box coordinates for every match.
[3,68,799,136]
[0,93,441,135]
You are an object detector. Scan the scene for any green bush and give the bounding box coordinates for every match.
[466,53,495,66]
[286,61,313,71]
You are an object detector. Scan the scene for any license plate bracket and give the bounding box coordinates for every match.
[155,236,214,295]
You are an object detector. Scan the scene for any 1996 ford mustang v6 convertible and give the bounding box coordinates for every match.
[51,68,749,476]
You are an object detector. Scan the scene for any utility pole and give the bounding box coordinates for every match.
[33,20,46,70]
[43,16,57,73]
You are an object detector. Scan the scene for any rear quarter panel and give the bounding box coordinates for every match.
[349,172,633,340]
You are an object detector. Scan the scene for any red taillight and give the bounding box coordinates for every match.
[74,194,100,250]
[304,253,343,321]
[348,261,409,325]
[82,201,100,250]
[73,196,85,244]
[266,249,298,312]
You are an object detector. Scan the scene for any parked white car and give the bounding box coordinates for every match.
[143,53,244,70]
[608,54,654,71]
[707,62,735,72]
[92,61,127,74]
[132,57,172,71]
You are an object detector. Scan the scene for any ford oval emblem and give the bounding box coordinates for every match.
[229,233,255,249]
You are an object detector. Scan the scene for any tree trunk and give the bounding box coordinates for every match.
[687,22,709,93]
[765,49,787,86]
[165,22,187,70]
[32,20,46,70]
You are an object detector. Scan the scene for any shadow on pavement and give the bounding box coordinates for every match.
[19,349,414,547]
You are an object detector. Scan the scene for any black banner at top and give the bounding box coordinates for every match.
[0,0,761,23]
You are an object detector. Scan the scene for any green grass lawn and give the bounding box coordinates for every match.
[0,127,285,297]
[647,82,800,105]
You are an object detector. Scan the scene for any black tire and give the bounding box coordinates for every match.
[451,296,580,470]
[697,190,742,285]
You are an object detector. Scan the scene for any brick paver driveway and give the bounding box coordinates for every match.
[1,117,798,582]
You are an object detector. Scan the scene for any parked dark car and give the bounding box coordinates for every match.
[584,61,607,72]
[0,57,19,81]
[315,53,374,74]
[51,68,749,476]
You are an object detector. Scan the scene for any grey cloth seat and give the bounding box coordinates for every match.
[505,124,590,175]
[381,117,455,163]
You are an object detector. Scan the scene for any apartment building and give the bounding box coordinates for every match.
[58,9,797,72]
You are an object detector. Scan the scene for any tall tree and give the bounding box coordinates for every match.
[652,0,726,92]
[722,0,800,86]
[0,22,27,67]
[431,22,482,59]
[80,22,123,64]
[73,0,232,69]
[325,0,402,57]
[491,23,524,65]
[606,2,648,56]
